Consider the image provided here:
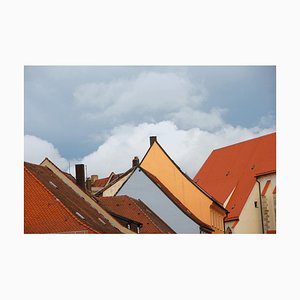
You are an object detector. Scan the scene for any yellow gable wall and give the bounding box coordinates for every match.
[140,142,215,226]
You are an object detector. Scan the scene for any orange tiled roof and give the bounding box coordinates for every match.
[193,133,276,220]
[261,180,271,196]
[93,177,110,188]
[24,162,121,233]
[24,166,96,234]
[98,195,175,233]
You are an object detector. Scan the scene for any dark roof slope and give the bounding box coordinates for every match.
[25,162,121,233]
[97,195,175,234]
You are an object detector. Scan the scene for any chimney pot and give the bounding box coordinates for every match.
[91,174,98,184]
[150,136,157,146]
[86,177,92,191]
[132,156,139,167]
[75,164,86,191]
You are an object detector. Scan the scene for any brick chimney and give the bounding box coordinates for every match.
[150,136,157,146]
[86,177,92,191]
[75,164,85,191]
[91,175,98,184]
[132,156,139,167]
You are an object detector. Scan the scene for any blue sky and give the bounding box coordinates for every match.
[24,66,275,177]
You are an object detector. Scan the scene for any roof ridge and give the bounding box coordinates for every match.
[140,167,213,231]
[24,165,98,233]
[213,132,276,152]
[146,141,225,209]
[126,196,165,233]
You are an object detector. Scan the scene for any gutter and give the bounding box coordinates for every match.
[256,178,265,234]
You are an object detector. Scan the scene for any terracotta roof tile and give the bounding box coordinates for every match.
[93,177,110,188]
[24,166,96,234]
[261,180,271,196]
[25,162,121,233]
[193,133,276,220]
[97,195,175,233]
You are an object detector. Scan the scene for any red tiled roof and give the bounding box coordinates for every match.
[261,180,271,196]
[25,162,121,233]
[24,166,97,234]
[193,133,276,220]
[93,177,110,187]
[92,172,124,188]
[97,195,175,234]
[273,186,276,194]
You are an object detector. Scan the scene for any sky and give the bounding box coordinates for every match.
[24,66,276,178]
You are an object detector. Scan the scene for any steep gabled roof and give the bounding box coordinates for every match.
[95,167,136,196]
[140,168,213,232]
[193,132,276,220]
[24,165,97,234]
[97,195,176,234]
[25,162,121,233]
[39,158,134,233]
[139,139,227,228]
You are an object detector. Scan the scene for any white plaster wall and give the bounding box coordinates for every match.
[117,169,201,233]
[234,173,276,234]
[233,184,263,233]
[102,172,133,197]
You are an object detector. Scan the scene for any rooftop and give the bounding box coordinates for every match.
[193,132,276,220]
[25,162,121,233]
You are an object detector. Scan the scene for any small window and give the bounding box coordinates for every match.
[254,201,258,208]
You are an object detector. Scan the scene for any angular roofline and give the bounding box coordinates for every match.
[212,132,276,152]
[140,167,214,232]
[98,195,176,233]
[38,158,134,234]
[24,164,99,234]
[255,170,276,177]
[140,139,227,212]
[94,166,137,196]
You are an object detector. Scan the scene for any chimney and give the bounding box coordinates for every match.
[86,177,92,191]
[75,164,85,191]
[132,156,139,167]
[150,136,157,146]
[91,174,98,184]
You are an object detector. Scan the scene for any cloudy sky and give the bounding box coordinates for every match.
[24,66,275,178]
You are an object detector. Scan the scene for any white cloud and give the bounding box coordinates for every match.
[24,135,69,171]
[25,121,274,180]
[79,121,274,178]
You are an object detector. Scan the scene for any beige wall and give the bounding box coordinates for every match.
[230,173,276,234]
[102,172,133,196]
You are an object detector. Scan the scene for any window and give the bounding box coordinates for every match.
[254,201,258,208]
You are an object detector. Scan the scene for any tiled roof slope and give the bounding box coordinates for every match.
[24,166,96,234]
[98,196,175,234]
[25,162,121,233]
[93,176,110,188]
[193,132,276,220]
